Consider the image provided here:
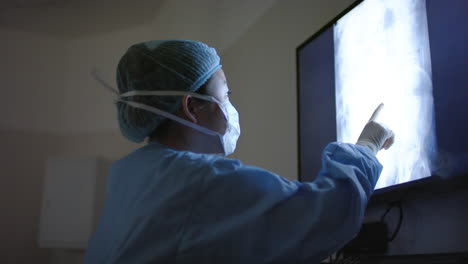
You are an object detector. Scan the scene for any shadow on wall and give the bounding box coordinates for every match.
[0,131,59,264]
[0,0,165,38]
[0,130,137,264]
[364,187,468,255]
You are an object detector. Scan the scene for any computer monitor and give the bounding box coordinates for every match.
[297,0,468,190]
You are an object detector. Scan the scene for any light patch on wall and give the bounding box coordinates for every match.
[334,0,436,189]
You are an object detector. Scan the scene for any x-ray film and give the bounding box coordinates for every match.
[334,0,436,189]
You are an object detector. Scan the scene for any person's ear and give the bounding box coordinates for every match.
[181,95,198,123]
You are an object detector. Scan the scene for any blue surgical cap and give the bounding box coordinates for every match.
[116,39,222,143]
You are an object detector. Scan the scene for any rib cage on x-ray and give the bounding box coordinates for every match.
[334,0,436,189]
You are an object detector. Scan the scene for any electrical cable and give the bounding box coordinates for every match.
[330,202,404,263]
[380,201,403,242]
[334,249,342,263]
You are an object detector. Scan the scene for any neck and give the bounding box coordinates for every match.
[149,125,222,154]
[149,123,190,151]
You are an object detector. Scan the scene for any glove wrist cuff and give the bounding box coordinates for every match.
[356,140,378,155]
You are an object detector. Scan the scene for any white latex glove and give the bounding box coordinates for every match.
[356,103,395,155]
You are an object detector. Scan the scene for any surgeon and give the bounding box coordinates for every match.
[85,40,394,263]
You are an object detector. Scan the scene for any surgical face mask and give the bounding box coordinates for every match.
[118,90,241,156]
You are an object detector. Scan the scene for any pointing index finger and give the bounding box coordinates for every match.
[369,103,384,122]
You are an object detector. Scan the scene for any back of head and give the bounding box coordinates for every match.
[116,40,221,143]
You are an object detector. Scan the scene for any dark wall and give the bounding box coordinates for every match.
[365,184,468,255]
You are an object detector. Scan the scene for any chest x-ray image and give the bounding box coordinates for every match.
[334,0,435,189]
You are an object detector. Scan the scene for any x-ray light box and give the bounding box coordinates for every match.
[297,0,468,190]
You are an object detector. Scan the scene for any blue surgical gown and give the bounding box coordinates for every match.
[84,142,382,263]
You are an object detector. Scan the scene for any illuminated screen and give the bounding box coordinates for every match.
[298,0,468,189]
